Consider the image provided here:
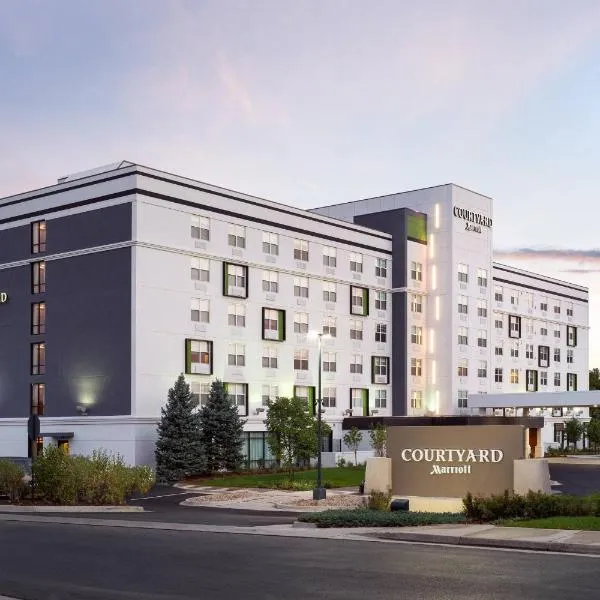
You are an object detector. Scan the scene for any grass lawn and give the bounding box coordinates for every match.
[504,516,600,531]
[187,466,365,489]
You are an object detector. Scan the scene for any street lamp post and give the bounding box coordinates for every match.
[313,332,326,500]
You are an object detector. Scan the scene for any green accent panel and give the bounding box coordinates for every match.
[308,386,316,416]
[362,388,369,415]
[363,288,369,316]
[371,356,375,384]
[278,310,285,341]
[222,262,229,296]
[185,339,192,374]
[406,213,427,243]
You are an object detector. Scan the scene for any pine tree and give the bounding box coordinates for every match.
[200,380,246,473]
[155,374,204,484]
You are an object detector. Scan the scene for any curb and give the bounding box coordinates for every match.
[0,505,145,513]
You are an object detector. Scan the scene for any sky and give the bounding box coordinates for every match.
[1,0,600,365]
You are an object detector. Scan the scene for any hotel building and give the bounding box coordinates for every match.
[0,162,589,464]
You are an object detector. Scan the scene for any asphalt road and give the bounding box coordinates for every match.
[0,521,598,600]
[549,463,600,496]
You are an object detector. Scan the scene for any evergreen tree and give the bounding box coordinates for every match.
[155,374,204,484]
[200,380,246,473]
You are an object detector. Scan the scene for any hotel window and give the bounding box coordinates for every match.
[351,388,368,411]
[191,257,210,282]
[185,339,212,374]
[567,373,578,391]
[494,368,503,383]
[262,384,279,406]
[495,317,503,330]
[538,345,550,368]
[553,348,561,363]
[553,423,563,443]
[510,368,519,384]
[508,315,521,338]
[554,372,561,387]
[525,343,534,360]
[262,308,285,341]
[31,383,46,416]
[350,252,363,273]
[526,369,538,392]
[293,312,309,334]
[510,341,519,358]
[350,354,363,374]
[31,302,46,335]
[525,318,534,336]
[227,303,246,327]
[495,345,503,356]
[457,359,468,377]
[294,239,309,262]
[554,302,561,315]
[323,281,337,303]
[566,303,574,317]
[540,324,548,337]
[540,371,548,386]
[322,387,337,408]
[191,299,210,323]
[510,292,518,306]
[375,291,387,310]
[350,286,369,316]
[567,326,577,347]
[294,386,316,414]
[349,319,363,340]
[477,268,488,287]
[494,286,503,302]
[323,246,337,267]
[223,263,248,298]
[262,270,279,293]
[32,220,47,253]
[458,327,468,346]
[540,299,548,312]
[375,389,388,409]
[372,356,389,384]
[31,342,46,375]
[411,261,422,282]
[293,276,309,298]
[262,232,279,255]
[225,383,248,412]
[227,343,246,367]
[32,261,46,294]
[411,358,422,377]
[323,352,337,372]
[411,294,422,313]
[262,347,278,369]
[567,349,574,364]
[375,258,387,278]
[457,263,468,283]
[554,324,561,339]
[477,330,487,348]
[375,323,387,343]
[458,390,468,409]
[410,391,422,410]
[458,295,468,315]
[411,326,422,345]
[191,216,210,241]
[478,361,487,378]
[477,299,488,318]
[228,224,245,248]
[323,315,337,338]
[294,349,309,371]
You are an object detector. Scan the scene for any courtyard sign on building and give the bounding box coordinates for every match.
[0,293,7,304]
[453,206,492,233]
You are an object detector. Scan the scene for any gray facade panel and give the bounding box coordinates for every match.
[0,224,30,265]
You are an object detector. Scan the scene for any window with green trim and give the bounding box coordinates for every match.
[372,356,390,384]
[350,286,369,316]
[262,308,285,341]
[350,388,369,415]
[185,339,213,375]
[223,262,248,298]
[294,385,315,415]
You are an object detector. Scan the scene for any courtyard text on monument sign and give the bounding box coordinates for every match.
[400,447,505,476]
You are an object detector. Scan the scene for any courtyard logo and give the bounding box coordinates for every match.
[400,448,504,476]
[0,292,7,303]
[453,206,492,233]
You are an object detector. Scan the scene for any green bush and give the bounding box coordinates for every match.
[298,508,466,528]
[464,490,600,522]
[32,447,156,505]
[368,489,392,511]
[0,459,26,503]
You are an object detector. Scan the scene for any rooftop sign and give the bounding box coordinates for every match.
[453,206,492,233]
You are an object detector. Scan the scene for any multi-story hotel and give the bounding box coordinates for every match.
[0,162,589,464]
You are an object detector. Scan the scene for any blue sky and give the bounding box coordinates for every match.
[2,0,600,364]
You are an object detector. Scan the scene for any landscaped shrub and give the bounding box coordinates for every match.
[464,490,600,522]
[367,489,392,511]
[298,508,466,528]
[0,459,26,503]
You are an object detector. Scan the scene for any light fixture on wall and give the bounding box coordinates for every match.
[371,409,379,416]
[76,405,89,416]
[255,407,266,415]
[344,409,353,416]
